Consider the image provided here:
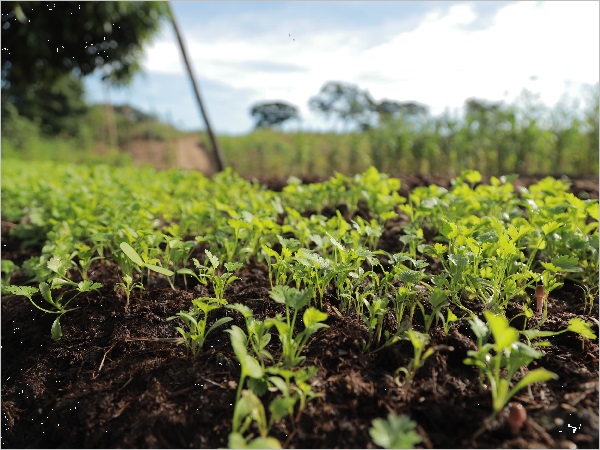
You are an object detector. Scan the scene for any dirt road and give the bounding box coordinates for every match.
[125,135,214,174]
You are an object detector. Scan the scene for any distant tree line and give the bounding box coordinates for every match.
[242,81,599,176]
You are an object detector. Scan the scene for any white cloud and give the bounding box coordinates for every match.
[140,1,599,132]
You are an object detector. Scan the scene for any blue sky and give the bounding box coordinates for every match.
[84,1,599,135]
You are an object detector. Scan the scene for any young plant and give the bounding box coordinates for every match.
[119,242,174,285]
[267,286,329,368]
[395,329,436,387]
[177,250,242,301]
[228,390,282,449]
[167,297,232,359]
[369,413,422,449]
[463,312,559,434]
[114,274,144,311]
[227,303,274,368]
[1,259,19,285]
[4,278,102,341]
[360,294,398,353]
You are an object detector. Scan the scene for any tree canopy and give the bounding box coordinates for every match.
[249,101,300,129]
[1,1,169,138]
[308,81,377,131]
[1,1,169,89]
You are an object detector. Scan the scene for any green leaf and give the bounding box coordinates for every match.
[228,432,282,449]
[205,249,219,268]
[548,255,583,273]
[228,303,254,318]
[541,221,563,235]
[268,396,296,421]
[468,316,489,343]
[206,316,233,337]
[120,242,144,266]
[39,282,54,305]
[567,318,597,339]
[369,413,422,449]
[509,368,558,399]
[145,264,175,277]
[269,285,310,310]
[51,316,63,341]
[428,288,447,309]
[77,280,103,292]
[303,307,328,328]
[243,354,264,379]
[485,312,518,350]
[47,255,65,275]
[4,285,38,300]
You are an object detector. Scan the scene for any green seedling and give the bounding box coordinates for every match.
[177,250,242,301]
[267,286,329,368]
[227,325,266,404]
[464,312,559,436]
[114,274,144,311]
[521,317,597,348]
[167,297,232,359]
[73,241,103,280]
[395,329,436,387]
[1,259,19,285]
[369,413,422,449]
[227,303,274,368]
[361,294,398,352]
[5,278,101,341]
[120,241,174,283]
[228,390,282,449]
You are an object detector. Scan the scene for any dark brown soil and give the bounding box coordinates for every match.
[2,174,598,449]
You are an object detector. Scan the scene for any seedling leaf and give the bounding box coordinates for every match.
[120,242,144,266]
[567,318,597,339]
[51,316,62,341]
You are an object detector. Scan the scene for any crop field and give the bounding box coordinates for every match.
[1,159,598,448]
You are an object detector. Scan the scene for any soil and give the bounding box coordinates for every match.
[125,136,215,174]
[1,173,598,449]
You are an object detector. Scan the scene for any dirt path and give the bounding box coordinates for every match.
[125,135,214,174]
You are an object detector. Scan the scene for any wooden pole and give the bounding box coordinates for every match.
[167,2,226,172]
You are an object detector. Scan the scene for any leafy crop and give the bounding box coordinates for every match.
[464,312,559,431]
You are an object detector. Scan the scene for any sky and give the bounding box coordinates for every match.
[84,1,600,135]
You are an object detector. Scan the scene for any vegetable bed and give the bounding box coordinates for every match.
[1,160,598,448]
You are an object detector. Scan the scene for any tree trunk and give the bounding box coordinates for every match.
[167,2,226,172]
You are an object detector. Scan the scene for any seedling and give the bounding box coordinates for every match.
[227,303,274,368]
[120,242,174,285]
[395,329,436,387]
[1,259,19,285]
[267,286,329,368]
[177,250,242,301]
[464,312,558,436]
[167,297,232,359]
[369,413,422,449]
[228,390,282,449]
[114,274,144,311]
[4,278,101,341]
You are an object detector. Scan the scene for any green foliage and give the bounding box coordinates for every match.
[395,329,436,387]
[167,297,232,359]
[222,86,598,177]
[464,312,559,424]
[369,413,422,449]
[250,101,300,129]
[267,286,329,368]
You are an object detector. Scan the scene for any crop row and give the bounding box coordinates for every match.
[1,159,598,447]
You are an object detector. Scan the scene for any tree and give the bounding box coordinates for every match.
[1,1,169,137]
[249,101,300,129]
[308,81,377,131]
[1,1,169,89]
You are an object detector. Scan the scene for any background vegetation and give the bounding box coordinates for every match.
[1,2,597,178]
